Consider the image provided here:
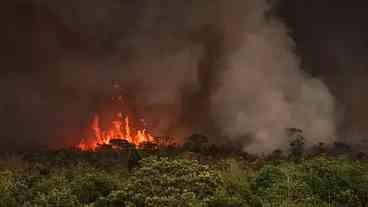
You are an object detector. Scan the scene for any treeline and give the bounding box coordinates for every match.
[0,131,367,207]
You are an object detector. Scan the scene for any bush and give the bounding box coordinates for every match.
[252,165,286,193]
[251,162,330,206]
[70,171,118,204]
[31,174,80,207]
[0,171,20,207]
[32,187,80,207]
[96,157,222,207]
[287,128,305,162]
[183,134,209,153]
[303,157,368,206]
[0,170,36,207]
[212,159,260,207]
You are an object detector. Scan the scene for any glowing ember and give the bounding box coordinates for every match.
[78,112,154,151]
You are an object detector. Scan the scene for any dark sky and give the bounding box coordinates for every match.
[280,0,368,77]
[2,0,368,150]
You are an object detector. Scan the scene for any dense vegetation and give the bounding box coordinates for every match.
[0,133,367,207]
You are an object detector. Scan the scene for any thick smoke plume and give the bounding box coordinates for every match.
[1,0,337,153]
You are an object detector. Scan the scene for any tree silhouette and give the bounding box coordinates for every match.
[287,128,305,162]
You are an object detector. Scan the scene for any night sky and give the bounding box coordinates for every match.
[2,0,368,150]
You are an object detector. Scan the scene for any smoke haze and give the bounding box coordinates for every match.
[0,0,343,153]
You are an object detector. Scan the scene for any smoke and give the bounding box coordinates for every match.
[1,0,337,153]
[210,1,337,153]
[278,0,368,152]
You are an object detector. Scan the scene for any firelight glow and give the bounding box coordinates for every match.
[78,112,154,150]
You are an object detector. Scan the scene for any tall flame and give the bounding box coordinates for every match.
[78,112,154,150]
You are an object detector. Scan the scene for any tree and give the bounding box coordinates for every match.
[183,134,209,153]
[70,171,117,204]
[332,142,352,156]
[308,142,327,157]
[268,149,284,161]
[287,128,305,162]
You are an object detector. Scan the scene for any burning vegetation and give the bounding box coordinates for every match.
[78,113,154,151]
[76,92,177,151]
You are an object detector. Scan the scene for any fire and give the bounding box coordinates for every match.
[78,112,154,151]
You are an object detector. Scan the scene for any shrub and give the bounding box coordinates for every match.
[252,165,287,193]
[303,157,368,206]
[70,171,118,204]
[31,174,80,207]
[183,134,209,153]
[287,128,305,162]
[251,162,330,206]
[32,187,80,207]
[96,157,222,207]
[0,171,19,207]
[212,159,260,207]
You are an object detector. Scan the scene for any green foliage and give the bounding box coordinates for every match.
[1,163,124,207]
[252,162,328,206]
[303,157,368,206]
[1,150,368,207]
[32,187,80,207]
[70,171,118,204]
[30,174,80,207]
[253,165,286,191]
[0,171,20,207]
[0,171,35,207]
[96,157,222,207]
[213,159,260,207]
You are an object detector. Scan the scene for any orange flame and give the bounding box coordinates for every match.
[78,112,154,151]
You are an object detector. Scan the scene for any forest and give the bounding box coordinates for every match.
[0,131,367,207]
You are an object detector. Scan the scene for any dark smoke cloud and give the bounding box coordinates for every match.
[0,0,342,153]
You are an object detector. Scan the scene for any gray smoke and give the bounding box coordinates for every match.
[210,1,337,153]
[2,0,337,153]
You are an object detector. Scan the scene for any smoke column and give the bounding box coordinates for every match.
[0,0,337,153]
[210,1,337,153]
